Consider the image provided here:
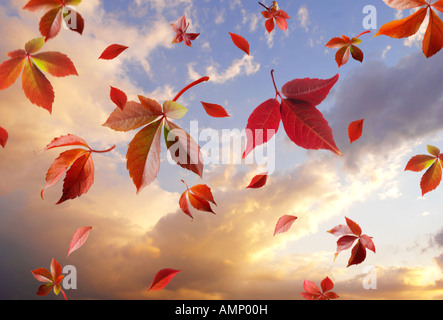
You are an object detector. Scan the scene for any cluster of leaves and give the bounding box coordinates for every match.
[325,31,371,67]
[0,37,77,113]
[179,180,217,219]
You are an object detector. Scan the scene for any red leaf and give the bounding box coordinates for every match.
[348,119,364,144]
[126,119,163,193]
[280,74,339,107]
[179,191,193,219]
[171,15,199,47]
[67,226,93,258]
[246,172,268,189]
[188,192,214,214]
[280,99,342,156]
[0,126,8,148]
[148,269,181,291]
[347,240,367,267]
[99,44,129,60]
[42,134,90,152]
[420,160,442,196]
[200,102,230,118]
[190,184,216,205]
[164,120,204,178]
[345,217,362,236]
[243,98,281,158]
[273,215,297,236]
[23,0,61,12]
[41,148,89,199]
[300,277,339,300]
[57,151,94,204]
[39,7,63,41]
[229,32,250,55]
[110,86,128,110]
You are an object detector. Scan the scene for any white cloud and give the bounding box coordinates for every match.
[187,55,260,84]
[297,6,310,32]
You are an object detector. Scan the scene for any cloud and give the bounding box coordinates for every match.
[187,55,260,84]
[297,6,310,32]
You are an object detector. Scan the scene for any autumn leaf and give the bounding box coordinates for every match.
[0,126,8,148]
[259,1,290,33]
[179,180,216,218]
[328,217,375,267]
[171,15,199,47]
[110,86,128,110]
[0,37,77,113]
[246,172,268,189]
[99,44,129,60]
[201,102,230,118]
[148,269,181,292]
[41,134,115,204]
[375,0,443,58]
[104,77,208,193]
[405,145,443,196]
[23,0,84,41]
[274,215,297,236]
[229,32,250,55]
[325,31,370,67]
[348,119,364,144]
[67,226,93,258]
[300,277,339,300]
[243,70,341,158]
[31,258,67,300]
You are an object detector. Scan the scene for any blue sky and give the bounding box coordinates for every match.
[0,0,443,300]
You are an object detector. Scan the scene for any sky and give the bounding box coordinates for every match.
[0,0,443,300]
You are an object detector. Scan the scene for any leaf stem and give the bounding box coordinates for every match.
[60,289,67,300]
[270,69,282,100]
[90,145,116,154]
[356,30,371,38]
[258,2,270,11]
[173,76,210,102]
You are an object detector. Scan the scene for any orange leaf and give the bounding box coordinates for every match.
[0,56,26,90]
[21,59,54,113]
[420,159,442,196]
[31,52,78,77]
[126,119,163,193]
[188,192,214,214]
[375,7,428,39]
[423,9,443,58]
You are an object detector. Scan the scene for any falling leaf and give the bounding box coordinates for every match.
[229,32,250,55]
[405,145,443,196]
[259,1,291,33]
[273,215,297,236]
[300,277,339,300]
[0,37,77,113]
[67,226,93,258]
[104,77,208,193]
[99,44,129,60]
[110,86,128,110]
[41,134,115,204]
[0,126,8,148]
[148,268,181,292]
[328,217,375,267]
[375,0,443,58]
[246,172,268,189]
[171,15,199,47]
[325,31,370,67]
[200,102,230,118]
[23,0,84,41]
[179,180,216,218]
[31,258,67,300]
[348,119,364,144]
